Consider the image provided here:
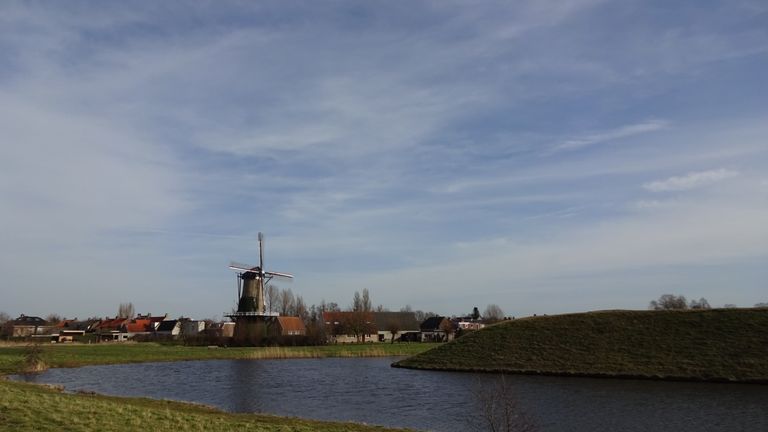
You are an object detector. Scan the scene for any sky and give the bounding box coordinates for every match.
[1,1,767,320]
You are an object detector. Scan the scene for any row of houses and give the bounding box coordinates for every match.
[322,311,484,343]
[0,313,219,342]
[2,311,486,344]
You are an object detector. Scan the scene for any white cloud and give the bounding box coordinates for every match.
[643,168,739,192]
[553,120,669,152]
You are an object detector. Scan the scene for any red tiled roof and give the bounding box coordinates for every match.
[93,317,128,331]
[276,316,306,333]
[55,319,75,328]
[122,319,152,333]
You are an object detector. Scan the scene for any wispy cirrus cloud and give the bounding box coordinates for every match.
[552,120,669,153]
[643,168,740,192]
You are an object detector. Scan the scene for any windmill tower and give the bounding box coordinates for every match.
[226,232,293,343]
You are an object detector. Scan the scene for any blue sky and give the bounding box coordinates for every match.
[1,1,767,320]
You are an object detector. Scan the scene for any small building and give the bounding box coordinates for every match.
[135,313,168,331]
[156,320,182,337]
[275,316,306,336]
[420,316,456,342]
[181,319,206,336]
[203,322,235,338]
[56,329,86,343]
[372,312,420,343]
[121,317,154,339]
[2,315,53,338]
[323,311,377,343]
[92,317,129,341]
[455,318,485,331]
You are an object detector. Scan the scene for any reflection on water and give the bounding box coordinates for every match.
[13,357,768,432]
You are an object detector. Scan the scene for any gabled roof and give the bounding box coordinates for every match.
[276,316,306,333]
[156,320,179,332]
[122,319,152,333]
[55,319,75,328]
[9,315,47,326]
[93,317,128,331]
[420,316,449,331]
[372,312,420,331]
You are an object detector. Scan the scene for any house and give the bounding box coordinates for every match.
[371,312,420,342]
[56,329,86,343]
[2,315,53,338]
[92,317,129,341]
[121,317,154,338]
[180,319,206,336]
[420,316,456,342]
[144,314,167,331]
[275,316,306,336]
[203,322,235,338]
[323,311,377,343]
[455,317,485,332]
[59,318,100,332]
[156,320,182,337]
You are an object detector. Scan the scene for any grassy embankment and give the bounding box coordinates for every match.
[0,343,437,431]
[395,309,768,383]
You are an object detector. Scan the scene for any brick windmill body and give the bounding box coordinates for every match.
[226,232,293,344]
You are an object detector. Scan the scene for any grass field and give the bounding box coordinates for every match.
[395,309,768,383]
[0,379,406,432]
[0,343,437,431]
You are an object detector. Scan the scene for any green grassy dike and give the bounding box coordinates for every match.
[394,309,768,383]
[0,343,437,431]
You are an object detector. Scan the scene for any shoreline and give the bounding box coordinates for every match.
[0,343,435,432]
[390,362,768,385]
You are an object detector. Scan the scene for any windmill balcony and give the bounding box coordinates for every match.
[225,311,280,318]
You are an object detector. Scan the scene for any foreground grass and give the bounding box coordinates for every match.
[0,343,436,431]
[0,379,405,432]
[395,309,768,383]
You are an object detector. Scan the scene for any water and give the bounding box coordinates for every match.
[13,357,768,431]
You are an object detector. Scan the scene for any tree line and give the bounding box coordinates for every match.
[649,294,768,310]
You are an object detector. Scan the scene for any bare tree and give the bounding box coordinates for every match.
[118,302,135,319]
[278,288,295,316]
[45,314,63,324]
[689,298,711,309]
[470,375,537,432]
[484,304,505,323]
[344,311,374,343]
[265,284,279,313]
[0,311,11,325]
[352,291,363,312]
[295,295,309,322]
[439,318,455,342]
[361,288,372,312]
[649,294,688,310]
[414,310,437,322]
[386,321,401,344]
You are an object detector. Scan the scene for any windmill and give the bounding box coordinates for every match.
[227,232,293,318]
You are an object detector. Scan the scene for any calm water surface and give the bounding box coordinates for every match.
[14,357,768,431]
